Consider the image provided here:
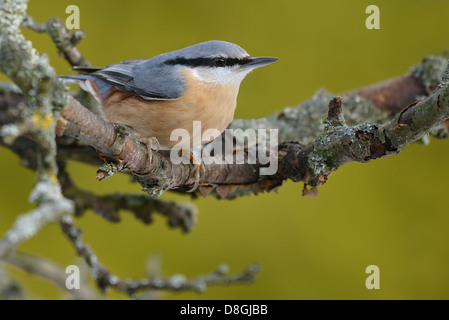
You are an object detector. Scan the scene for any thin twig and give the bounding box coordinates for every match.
[59,167,197,232]
[0,251,98,300]
[0,181,73,257]
[22,16,90,68]
[60,216,260,296]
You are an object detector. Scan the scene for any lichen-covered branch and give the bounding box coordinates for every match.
[0,0,74,258]
[2,57,449,199]
[301,64,449,187]
[230,56,449,146]
[21,15,90,68]
[60,216,260,296]
[51,58,449,199]
[58,167,197,233]
[0,181,73,257]
[20,15,98,112]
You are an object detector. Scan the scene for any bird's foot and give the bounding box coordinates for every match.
[184,150,204,193]
[135,135,160,161]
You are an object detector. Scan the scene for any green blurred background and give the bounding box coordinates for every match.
[1,0,449,299]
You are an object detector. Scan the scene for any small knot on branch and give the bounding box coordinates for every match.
[326,96,346,128]
[96,162,119,181]
[71,30,86,46]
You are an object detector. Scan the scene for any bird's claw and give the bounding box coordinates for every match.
[187,151,204,193]
[143,136,160,152]
[187,162,205,193]
[135,136,160,161]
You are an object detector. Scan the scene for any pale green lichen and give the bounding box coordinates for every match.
[306,123,384,186]
[97,162,119,179]
[140,179,171,198]
[0,123,20,144]
[0,1,68,113]
[412,56,447,92]
[230,91,392,146]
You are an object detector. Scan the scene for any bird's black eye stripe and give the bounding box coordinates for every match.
[166,56,251,68]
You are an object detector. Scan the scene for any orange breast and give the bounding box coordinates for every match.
[101,68,240,149]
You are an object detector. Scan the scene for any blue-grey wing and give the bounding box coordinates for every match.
[72,58,185,100]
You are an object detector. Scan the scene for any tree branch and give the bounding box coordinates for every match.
[58,167,197,233]
[60,216,260,296]
[21,15,90,68]
[0,181,73,257]
[52,59,449,198]
[1,57,448,199]
[0,0,74,258]
[0,251,98,300]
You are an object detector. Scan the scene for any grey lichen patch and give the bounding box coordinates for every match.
[429,123,449,140]
[0,82,22,94]
[47,17,67,45]
[0,36,35,95]
[29,180,61,203]
[142,185,168,198]
[323,113,346,131]
[276,90,335,145]
[306,149,331,185]
[50,79,68,111]
[97,162,119,180]
[306,133,342,186]
[306,123,385,187]
[410,93,446,135]
[341,95,392,126]
[412,56,448,92]
[0,123,24,145]
[137,175,172,198]
[385,124,414,148]
[0,2,68,115]
[229,90,334,146]
[0,0,28,32]
[231,91,392,146]
[1,180,74,252]
[441,61,449,85]
[348,137,370,160]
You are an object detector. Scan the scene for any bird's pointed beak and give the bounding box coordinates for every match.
[244,57,278,69]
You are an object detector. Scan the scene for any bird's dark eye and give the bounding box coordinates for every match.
[215,58,226,67]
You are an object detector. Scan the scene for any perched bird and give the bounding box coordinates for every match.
[61,40,277,190]
[61,40,277,149]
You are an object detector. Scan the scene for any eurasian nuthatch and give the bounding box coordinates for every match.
[62,40,277,150]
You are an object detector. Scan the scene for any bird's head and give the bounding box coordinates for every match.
[163,40,278,86]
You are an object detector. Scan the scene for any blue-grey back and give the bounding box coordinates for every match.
[63,40,249,101]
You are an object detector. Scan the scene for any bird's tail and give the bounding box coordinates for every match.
[71,66,101,74]
[59,65,101,83]
[58,74,92,83]
[59,74,112,103]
